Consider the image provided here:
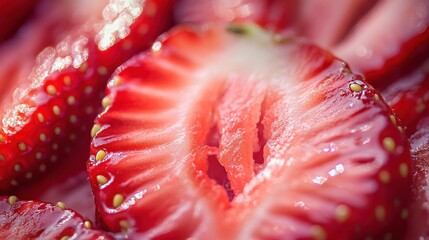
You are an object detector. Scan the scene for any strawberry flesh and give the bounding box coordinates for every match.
[88,24,411,239]
[0,196,112,239]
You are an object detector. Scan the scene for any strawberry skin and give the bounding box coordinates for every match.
[0,0,176,192]
[334,0,429,87]
[0,196,112,239]
[175,0,429,88]
[0,0,38,42]
[381,59,429,136]
[88,24,411,239]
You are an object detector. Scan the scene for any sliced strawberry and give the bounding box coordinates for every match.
[0,0,38,42]
[175,0,429,88]
[334,0,429,87]
[381,59,429,136]
[0,196,112,239]
[175,0,378,48]
[0,0,176,192]
[0,0,110,105]
[88,24,411,239]
[14,138,95,221]
[405,116,429,239]
[174,0,299,33]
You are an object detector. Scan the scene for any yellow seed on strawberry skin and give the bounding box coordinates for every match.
[379,171,391,184]
[79,62,88,72]
[10,180,18,186]
[63,76,72,86]
[84,221,92,229]
[55,127,61,135]
[350,83,362,92]
[39,133,47,142]
[35,152,42,160]
[96,150,106,161]
[113,194,124,208]
[37,113,45,123]
[119,220,130,230]
[0,154,5,161]
[102,96,111,108]
[375,205,386,222]
[70,115,78,123]
[382,137,396,153]
[60,236,70,240]
[18,142,27,151]
[14,164,21,172]
[91,124,101,138]
[46,85,57,95]
[111,76,122,87]
[8,195,18,205]
[416,103,426,113]
[98,66,108,75]
[390,115,397,125]
[53,105,61,116]
[96,175,108,185]
[67,96,76,105]
[57,201,66,210]
[400,163,408,178]
[335,204,350,223]
[311,225,327,240]
[374,94,380,101]
[85,86,93,95]
[401,208,409,219]
[25,172,32,179]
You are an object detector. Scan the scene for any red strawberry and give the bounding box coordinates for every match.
[15,138,96,221]
[405,116,429,239]
[0,0,38,42]
[174,0,298,33]
[381,58,429,136]
[334,0,429,87]
[175,0,429,88]
[0,0,110,105]
[88,24,411,239]
[175,0,378,48]
[0,0,176,192]
[0,196,112,239]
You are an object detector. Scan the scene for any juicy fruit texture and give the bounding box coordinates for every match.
[0,196,112,239]
[88,24,411,239]
[0,0,175,192]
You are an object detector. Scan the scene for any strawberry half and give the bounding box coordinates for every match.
[0,0,175,192]
[0,196,112,239]
[88,24,411,239]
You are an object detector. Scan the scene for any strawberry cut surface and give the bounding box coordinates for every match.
[88,24,411,239]
[0,0,176,193]
[0,196,112,239]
